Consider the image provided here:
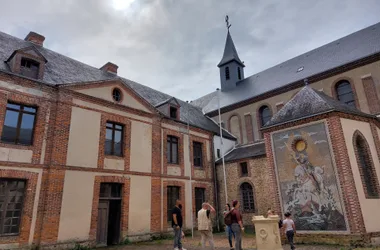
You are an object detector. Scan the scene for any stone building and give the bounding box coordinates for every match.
[194,22,380,244]
[0,20,380,249]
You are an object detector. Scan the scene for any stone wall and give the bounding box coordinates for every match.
[216,156,272,227]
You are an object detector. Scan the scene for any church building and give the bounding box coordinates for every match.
[0,20,379,249]
[193,21,380,245]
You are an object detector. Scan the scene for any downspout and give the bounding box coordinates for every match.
[211,135,220,232]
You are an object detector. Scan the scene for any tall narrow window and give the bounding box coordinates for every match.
[240,162,248,177]
[193,142,203,167]
[20,58,39,79]
[0,179,26,235]
[1,102,37,145]
[225,67,230,80]
[170,106,178,119]
[240,182,254,211]
[217,149,221,159]
[167,136,179,164]
[195,188,205,217]
[335,80,356,108]
[105,122,124,156]
[354,133,380,198]
[259,105,272,127]
[167,186,180,223]
[238,67,242,80]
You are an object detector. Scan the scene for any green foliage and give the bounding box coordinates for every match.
[120,237,131,245]
[71,243,92,250]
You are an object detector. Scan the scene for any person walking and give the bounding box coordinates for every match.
[197,202,216,249]
[230,200,244,250]
[283,212,296,250]
[172,199,186,250]
[223,203,235,250]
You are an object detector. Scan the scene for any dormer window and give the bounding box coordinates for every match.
[170,106,178,119]
[20,58,39,79]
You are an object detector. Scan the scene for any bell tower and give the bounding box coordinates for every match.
[218,16,245,91]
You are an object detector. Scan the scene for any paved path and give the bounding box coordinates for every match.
[100,234,378,250]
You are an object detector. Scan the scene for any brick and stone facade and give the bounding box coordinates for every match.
[0,70,216,249]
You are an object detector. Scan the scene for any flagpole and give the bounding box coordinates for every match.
[187,121,194,239]
[217,88,228,204]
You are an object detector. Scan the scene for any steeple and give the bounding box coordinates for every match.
[217,30,245,68]
[218,16,245,91]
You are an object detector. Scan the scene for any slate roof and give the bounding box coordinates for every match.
[0,31,235,140]
[193,22,380,114]
[263,85,375,128]
[217,31,245,67]
[216,142,266,164]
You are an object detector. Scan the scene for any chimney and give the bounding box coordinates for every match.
[24,31,45,46]
[100,62,118,74]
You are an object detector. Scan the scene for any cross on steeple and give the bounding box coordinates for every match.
[225,15,231,30]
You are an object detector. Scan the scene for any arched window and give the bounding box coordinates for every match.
[240,182,255,211]
[225,67,230,80]
[259,105,272,127]
[354,132,380,198]
[237,67,241,80]
[335,80,355,108]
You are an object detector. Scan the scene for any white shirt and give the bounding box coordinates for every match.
[283,218,295,232]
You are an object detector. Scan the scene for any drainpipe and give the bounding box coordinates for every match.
[211,135,220,232]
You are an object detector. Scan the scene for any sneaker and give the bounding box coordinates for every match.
[180,248,187,250]
[174,248,179,250]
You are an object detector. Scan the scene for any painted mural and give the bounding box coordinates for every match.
[272,122,347,231]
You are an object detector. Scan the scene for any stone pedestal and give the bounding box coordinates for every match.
[252,215,283,250]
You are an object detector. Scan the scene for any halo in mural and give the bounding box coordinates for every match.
[291,137,307,152]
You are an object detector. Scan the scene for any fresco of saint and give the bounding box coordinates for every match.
[272,122,347,231]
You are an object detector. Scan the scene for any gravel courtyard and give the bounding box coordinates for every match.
[101,233,379,250]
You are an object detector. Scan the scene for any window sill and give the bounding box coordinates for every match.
[194,166,204,170]
[104,155,124,160]
[0,141,34,150]
[167,163,180,166]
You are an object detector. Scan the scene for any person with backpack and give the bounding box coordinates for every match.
[223,203,235,250]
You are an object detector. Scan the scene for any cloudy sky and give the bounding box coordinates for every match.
[1,0,379,101]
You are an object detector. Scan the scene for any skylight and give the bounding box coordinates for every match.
[297,66,304,72]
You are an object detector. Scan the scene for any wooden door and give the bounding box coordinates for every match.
[96,200,109,246]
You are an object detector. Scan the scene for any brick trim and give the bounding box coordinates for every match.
[97,114,131,170]
[227,113,243,144]
[244,114,254,143]
[190,135,210,179]
[0,91,48,164]
[352,130,380,198]
[192,182,213,223]
[237,160,251,178]
[256,104,273,139]
[150,177,161,232]
[362,75,380,114]
[163,180,186,229]
[39,169,65,244]
[331,78,360,109]
[0,169,38,246]
[89,176,130,241]
[61,79,157,114]
[327,116,365,233]
[163,129,184,176]
[237,179,257,214]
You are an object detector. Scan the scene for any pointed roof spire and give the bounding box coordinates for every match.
[217,16,244,67]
